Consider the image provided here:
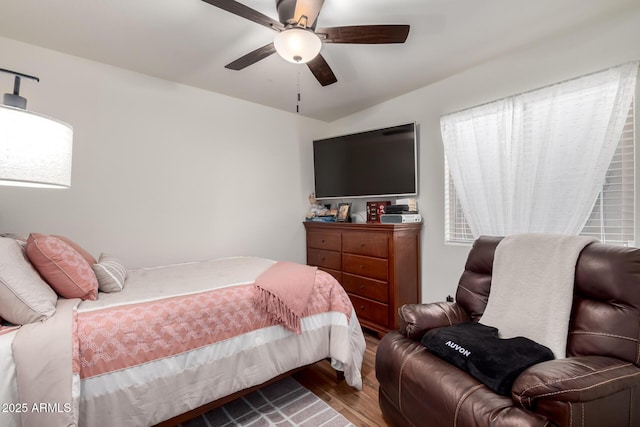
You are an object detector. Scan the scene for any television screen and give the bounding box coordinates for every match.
[313,122,418,199]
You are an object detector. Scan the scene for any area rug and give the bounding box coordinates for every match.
[179,377,355,427]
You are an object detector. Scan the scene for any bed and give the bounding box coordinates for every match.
[0,234,366,427]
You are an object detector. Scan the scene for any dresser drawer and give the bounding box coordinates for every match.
[349,294,389,327]
[343,254,388,281]
[342,273,388,303]
[307,231,341,251]
[342,233,388,258]
[308,248,341,271]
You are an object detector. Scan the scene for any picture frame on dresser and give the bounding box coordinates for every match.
[336,203,352,222]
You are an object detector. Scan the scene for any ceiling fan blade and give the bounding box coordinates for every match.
[225,43,277,70]
[293,0,325,29]
[307,54,337,86]
[201,0,284,31]
[317,25,410,44]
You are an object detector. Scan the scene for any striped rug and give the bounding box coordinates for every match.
[179,377,354,427]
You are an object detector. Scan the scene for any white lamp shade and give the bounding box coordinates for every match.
[0,105,73,188]
[274,28,322,64]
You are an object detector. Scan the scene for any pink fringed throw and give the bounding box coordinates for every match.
[254,261,317,334]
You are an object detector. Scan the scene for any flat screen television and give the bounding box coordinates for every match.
[313,122,418,199]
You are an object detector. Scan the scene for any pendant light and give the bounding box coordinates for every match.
[0,68,73,189]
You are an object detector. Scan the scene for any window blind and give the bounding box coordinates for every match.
[581,98,635,245]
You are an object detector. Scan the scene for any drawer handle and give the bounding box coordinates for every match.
[359,285,365,289]
[321,239,326,243]
[321,257,326,262]
[359,305,365,310]
[359,265,364,269]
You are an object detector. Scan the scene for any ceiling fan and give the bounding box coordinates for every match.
[202,0,410,86]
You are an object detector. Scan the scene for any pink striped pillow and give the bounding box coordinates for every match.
[26,233,98,300]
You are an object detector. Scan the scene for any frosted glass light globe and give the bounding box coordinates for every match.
[274,28,322,64]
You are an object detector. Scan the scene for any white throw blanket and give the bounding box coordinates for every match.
[480,234,595,358]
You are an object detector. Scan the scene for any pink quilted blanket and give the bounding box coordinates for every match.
[77,269,349,378]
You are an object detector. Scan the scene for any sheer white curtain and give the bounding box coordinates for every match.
[441,62,638,238]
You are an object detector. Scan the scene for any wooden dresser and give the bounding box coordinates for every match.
[304,221,422,335]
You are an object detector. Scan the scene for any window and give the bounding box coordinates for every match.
[445,95,636,246]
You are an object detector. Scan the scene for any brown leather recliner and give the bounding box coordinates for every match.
[375,236,640,426]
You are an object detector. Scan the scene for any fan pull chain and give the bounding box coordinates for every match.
[296,70,301,114]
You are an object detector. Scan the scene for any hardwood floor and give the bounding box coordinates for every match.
[293,330,388,427]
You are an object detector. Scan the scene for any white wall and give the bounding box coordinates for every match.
[0,36,325,268]
[322,7,640,302]
[2,6,639,295]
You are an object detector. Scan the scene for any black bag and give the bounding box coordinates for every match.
[420,322,554,395]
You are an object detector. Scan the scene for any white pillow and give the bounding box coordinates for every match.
[92,253,127,293]
[0,237,57,324]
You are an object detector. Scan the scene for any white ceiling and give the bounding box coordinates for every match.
[0,0,638,122]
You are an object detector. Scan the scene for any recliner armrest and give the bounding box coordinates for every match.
[398,302,471,340]
[512,356,640,409]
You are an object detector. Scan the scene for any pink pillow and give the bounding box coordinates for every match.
[53,235,96,265]
[26,233,98,300]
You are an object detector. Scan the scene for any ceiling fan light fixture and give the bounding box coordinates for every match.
[274,28,321,64]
